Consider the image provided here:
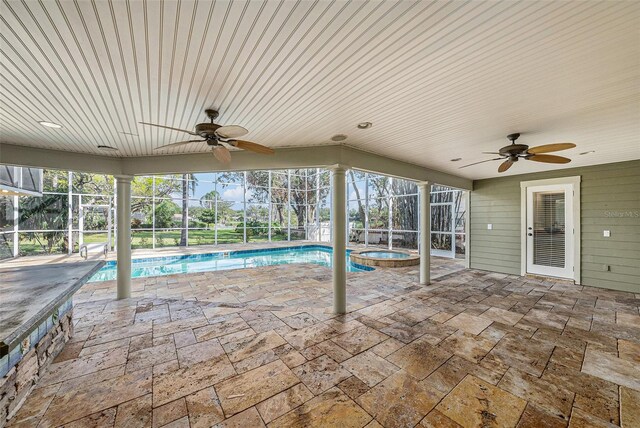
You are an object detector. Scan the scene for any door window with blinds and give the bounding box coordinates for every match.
[533,192,566,267]
[526,183,574,279]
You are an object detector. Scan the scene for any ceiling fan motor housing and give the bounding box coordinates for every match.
[499,143,529,156]
[195,123,221,139]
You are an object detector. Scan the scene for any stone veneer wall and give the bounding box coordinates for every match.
[0,309,73,427]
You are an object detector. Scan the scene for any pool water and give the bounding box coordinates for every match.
[88,245,373,282]
[361,251,411,259]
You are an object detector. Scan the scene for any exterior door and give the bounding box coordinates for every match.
[526,184,574,279]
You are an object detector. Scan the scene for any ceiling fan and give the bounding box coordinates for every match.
[460,133,576,173]
[139,109,274,164]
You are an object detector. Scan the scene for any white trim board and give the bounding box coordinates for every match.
[520,176,581,284]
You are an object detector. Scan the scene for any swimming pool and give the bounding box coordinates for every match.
[88,245,373,282]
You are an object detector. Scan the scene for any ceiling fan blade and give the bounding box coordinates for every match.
[482,152,501,155]
[498,159,513,173]
[459,157,503,169]
[213,145,232,164]
[528,154,571,164]
[154,140,206,150]
[139,122,199,136]
[228,139,274,155]
[216,125,248,139]
[527,142,576,154]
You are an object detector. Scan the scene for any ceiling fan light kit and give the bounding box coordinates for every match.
[140,109,274,164]
[460,133,576,173]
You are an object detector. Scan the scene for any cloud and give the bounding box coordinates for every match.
[221,186,244,201]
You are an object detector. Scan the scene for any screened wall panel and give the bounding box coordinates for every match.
[0,167,332,258]
[0,165,466,259]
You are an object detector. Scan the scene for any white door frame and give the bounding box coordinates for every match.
[520,176,581,283]
[526,183,573,279]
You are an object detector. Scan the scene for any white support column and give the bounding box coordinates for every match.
[115,175,133,300]
[330,166,347,314]
[419,181,431,285]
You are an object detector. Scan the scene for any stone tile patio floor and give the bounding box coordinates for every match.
[8,261,640,427]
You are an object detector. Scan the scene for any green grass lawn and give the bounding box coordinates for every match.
[16,227,291,255]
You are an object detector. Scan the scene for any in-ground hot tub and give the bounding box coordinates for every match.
[350,249,420,268]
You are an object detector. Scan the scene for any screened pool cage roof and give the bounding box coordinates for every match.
[0,166,43,197]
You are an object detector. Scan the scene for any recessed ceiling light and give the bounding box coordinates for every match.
[331,134,348,142]
[450,158,462,162]
[579,150,595,155]
[357,122,373,129]
[97,145,119,151]
[38,121,62,129]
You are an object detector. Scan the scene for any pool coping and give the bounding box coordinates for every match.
[90,244,374,281]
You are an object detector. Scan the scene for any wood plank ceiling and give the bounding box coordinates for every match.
[1,0,639,179]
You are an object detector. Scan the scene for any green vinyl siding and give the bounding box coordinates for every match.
[469,159,640,292]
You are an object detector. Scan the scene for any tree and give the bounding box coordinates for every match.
[216,200,236,224]
[18,193,68,254]
[349,171,390,230]
[17,170,116,254]
[196,189,235,225]
[348,172,423,247]
[196,208,216,226]
[430,185,465,253]
[154,200,180,228]
[131,176,180,215]
[220,170,330,231]
[246,205,269,223]
[348,170,366,229]
[391,179,418,248]
[200,190,220,209]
